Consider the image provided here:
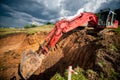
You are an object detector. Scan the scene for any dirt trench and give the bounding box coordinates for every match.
[0,32,47,80]
[28,30,120,80]
[27,30,99,80]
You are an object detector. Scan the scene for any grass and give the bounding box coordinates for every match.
[112,25,120,34]
[50,66,120,80]
[0,24,54,36]
[0,24,119,37]
[26,24,54,34]
[109,68,120,80]
[0,27,25,36]
[51,67,87,80]
[99,68,120,80]
[109,44,118,51]
[0,63,4,71]
[50,73,65,80]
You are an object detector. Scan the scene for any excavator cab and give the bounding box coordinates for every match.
[98,9,118,28]
[106,11,118,27]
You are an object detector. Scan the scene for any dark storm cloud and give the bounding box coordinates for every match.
[0,0,61,27]
[62,0,88,15]
[9,0,59,19]
[0,0,120,27]
[0,3,47,27]
[63,0,120,13]
[95,0,120,12]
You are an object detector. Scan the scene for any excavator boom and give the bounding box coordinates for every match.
[42,12,98,50]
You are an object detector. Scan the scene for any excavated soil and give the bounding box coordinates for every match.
[0,29,120,80]
[0,32,47,80]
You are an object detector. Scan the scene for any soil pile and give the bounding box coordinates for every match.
[29,30,120,80]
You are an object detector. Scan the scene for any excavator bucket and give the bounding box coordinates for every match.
[20,49,45,79]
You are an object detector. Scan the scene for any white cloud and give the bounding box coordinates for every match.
[59,9,70,17]
[81,0,107,12]
[57,0,120,20]
[31,21,41,25]
[66,8,84,20]
[34,0,120,22]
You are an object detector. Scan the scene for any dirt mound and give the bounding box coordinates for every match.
[0,32,47,80]
[29,30,120,80]
[0,30,120,80]
[30,30,97,80]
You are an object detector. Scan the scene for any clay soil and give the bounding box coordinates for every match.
[0,29,120,80]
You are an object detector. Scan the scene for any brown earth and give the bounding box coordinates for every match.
[0,29,120,80]
[0,32,47,80]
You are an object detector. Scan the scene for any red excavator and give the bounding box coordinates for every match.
[19,9,118,79]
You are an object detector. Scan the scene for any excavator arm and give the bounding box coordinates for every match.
[39,12,98,54]
[20,12,98,79]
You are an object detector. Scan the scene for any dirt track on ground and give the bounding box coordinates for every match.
[0,30,120,80]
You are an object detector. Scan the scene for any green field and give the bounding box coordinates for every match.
[0,24,120,37]
[0,24,54,36]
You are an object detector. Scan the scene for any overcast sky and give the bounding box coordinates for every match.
[0,0,120,27]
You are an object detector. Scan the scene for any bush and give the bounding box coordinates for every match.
[51,67,87,80]
[112,25,120,34]
[46,22,52,25]
[24,24,37,28]
[50,73,65,80]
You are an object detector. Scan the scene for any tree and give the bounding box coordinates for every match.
[24,24,37,28]
[46,22,52,25]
